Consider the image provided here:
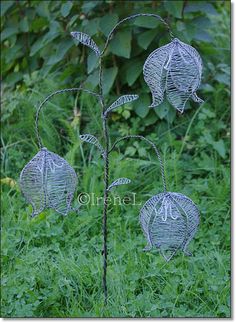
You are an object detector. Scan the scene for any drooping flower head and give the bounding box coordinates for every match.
[20,148,77,217]
[139,191,199,261]
[143,38,203,113]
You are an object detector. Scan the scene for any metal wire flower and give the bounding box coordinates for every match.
[143,38,203,113]
[20,147,77,217]
[140,192,199,261]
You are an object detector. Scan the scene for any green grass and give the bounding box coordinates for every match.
[1,146,230,317]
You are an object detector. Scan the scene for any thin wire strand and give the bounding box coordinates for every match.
[35,87,101,149]
[101,13,174,56]
[109,135,167,192]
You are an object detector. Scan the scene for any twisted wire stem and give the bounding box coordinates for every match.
[98,13,173,299]
[101,13,174,56]
[109,135,167,192]
[35,87,101,149]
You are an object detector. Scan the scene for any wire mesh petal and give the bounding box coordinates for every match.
[143,43,172,107]
[166,38,203,112]
[20,148,77,217]
[139,192,199,261]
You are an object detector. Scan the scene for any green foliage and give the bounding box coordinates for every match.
[1,0,230,318]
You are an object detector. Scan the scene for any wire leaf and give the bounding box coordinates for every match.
[71,31,101,56]
[139,192,199,261]
[104,95,139,117]
[79,134,104,155]
[107,178,131,191]
[143,38,203,113]
[20,148,77,217]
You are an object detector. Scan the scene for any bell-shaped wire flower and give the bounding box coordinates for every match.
[20,148,77,217]
[143,38,203,113]
[139,192,199,261]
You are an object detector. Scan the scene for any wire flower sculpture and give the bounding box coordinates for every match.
[143,38,203,112]
[20,148,77,217]
[140,192,199,261]
[20,13,203,305]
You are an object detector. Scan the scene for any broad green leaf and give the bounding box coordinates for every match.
[134,16,159,29]
[87,51,99,74]
[137,29,157,50]
[36,1,50,19]
[134,94,150,118]
[184,2,218,15]
[212,140,226,158]
[154,99,170,119]
[110,29,132,58]
[143,110,158,126]
[215,73,230,86]
[195,30,213,42]
[126,60,143,86]
[46,39,73,65]
[103,67,118,94]
[1,27,18,41]
[30,22,61,56]
[19,17,29,33]
[83,18,100,36]
[0,0,14,16]
[82,1,99,13]
[61,1,73,17]
[5,44,23,64]
[164,1,183,18]
[6,72,23,87]
[99,14,119,37]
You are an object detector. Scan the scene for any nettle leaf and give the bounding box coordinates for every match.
[143,38,203,113]
[164,1,183,19]
[103,67,118,95]
[20,148,77,217]
[137,29,157,50]
[87,51,99,74]
[104,95,139,117]
[126,59,143,86]
[71,31,101,56]
[99,14,119,37]
[134,94,150,118]
[110,29,132,58]
[79,134,104,155]
[61,1,73,17]
[139,192,199,261]
[107,178,131,191]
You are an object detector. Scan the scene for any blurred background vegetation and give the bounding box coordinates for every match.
[1,0,230,318]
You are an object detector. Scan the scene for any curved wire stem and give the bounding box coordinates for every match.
[109,135,167,192]
[69,13,172,306]
[97,49,109,305]
[101,13,174,56]
[35,87,101,149]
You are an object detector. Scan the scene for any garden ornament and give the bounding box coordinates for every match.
[20,13,202,305]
